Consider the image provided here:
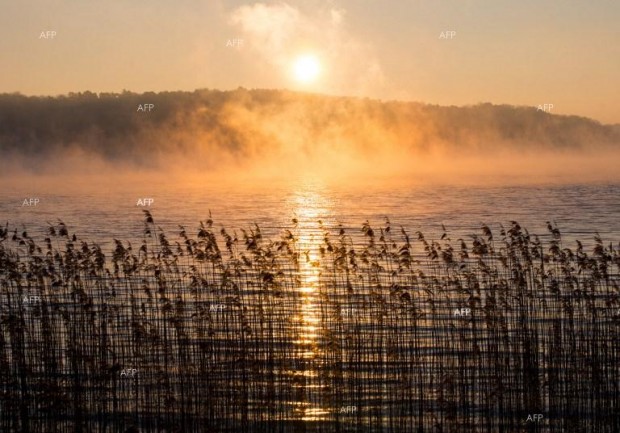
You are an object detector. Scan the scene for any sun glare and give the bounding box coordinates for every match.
[293,54,320,83]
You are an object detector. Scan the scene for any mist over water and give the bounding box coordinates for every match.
[1,89,619,185]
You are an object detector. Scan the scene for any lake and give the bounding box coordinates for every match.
[3,177,619,249]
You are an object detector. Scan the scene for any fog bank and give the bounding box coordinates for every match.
[1,89,619,185]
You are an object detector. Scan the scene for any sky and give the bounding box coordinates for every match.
[1,0,619,123]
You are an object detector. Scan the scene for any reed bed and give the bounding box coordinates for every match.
[0,213,619,433]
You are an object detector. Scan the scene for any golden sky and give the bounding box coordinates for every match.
[1,0,619,123]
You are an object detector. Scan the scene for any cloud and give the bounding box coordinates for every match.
[229,2,300,64]
[330,7,345,26]
[228,2,385,96]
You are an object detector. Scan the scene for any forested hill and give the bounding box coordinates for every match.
[1,89,618,166]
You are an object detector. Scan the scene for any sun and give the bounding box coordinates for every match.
[293,54,321,83]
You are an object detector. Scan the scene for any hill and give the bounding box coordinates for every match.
[1,89,618,176]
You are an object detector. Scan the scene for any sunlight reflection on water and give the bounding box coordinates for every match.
[290,185,332,421]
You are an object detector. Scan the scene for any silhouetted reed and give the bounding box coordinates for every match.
[0,214,618,432]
